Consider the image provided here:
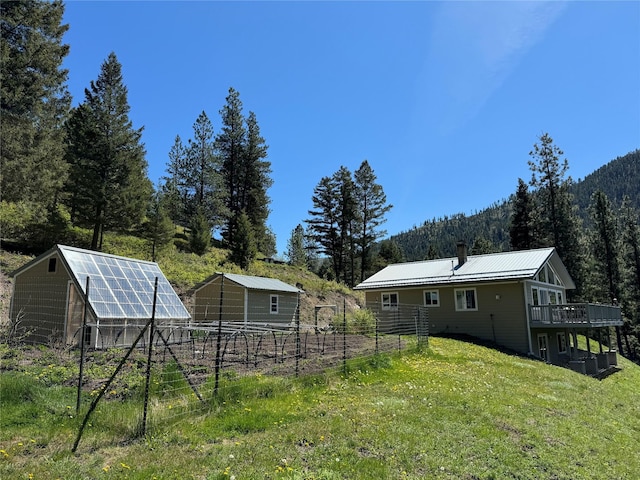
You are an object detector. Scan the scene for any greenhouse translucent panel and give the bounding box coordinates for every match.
[60,246,190,321]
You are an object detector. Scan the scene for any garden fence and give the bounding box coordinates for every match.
[2,277,428,451]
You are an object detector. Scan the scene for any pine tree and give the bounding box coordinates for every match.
[471,236,494,255]
[588,191,621,304]
[306,167,358,285]
[426,244,439,260]
[189,207,211,255]
[306,175,341,280]
[370,239,405,273]
[161,135,189,226]
[142,189,175,261]
[334,166,357,285]
[353,160,392,283]
[528,133,584,299]
[509,178,536,250]
[1,0,71,205]
[229,211,257,269]
[64,53,151,250]
[243,111,272,253]
[186,111,227,230]
[286,224,307,267]
[620,196,640,358]
[216,88,247,246]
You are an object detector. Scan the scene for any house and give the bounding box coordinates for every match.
[190,273,303,330]
[355,243,623,373]
[10,245,191,348]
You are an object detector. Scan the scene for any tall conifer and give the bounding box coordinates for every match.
[509,178,536,250]
[528,133,584,299]
[65,53,151,250]
[353,160,392,282]
[1,0,71,204]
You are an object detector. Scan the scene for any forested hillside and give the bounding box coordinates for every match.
[392,149,640,261]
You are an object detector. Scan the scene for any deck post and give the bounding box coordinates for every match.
[598,329,604,354]
[571,330,579,360]
[586,329,591,356]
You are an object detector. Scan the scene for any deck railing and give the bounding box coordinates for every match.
[529,303,622,327]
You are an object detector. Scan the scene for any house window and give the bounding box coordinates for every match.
[455,288,477,311]
[538,267,547,283]
[381,292,398,310]
[270,295,279,314]
[48,258,57,273]
[557,332,567,354]
[424,290,439,307]
[531,287,564,306]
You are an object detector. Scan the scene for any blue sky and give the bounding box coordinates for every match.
[61,1,640,256]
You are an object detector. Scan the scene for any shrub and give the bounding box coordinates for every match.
[333,308,376,335]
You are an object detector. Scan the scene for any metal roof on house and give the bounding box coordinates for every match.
[12,245,191,320]
[190,272,303,294]
[354,247,575,290]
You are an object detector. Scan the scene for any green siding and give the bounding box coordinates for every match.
[11,252,73,344]
[365,282,529,354]
[194,275,299,327]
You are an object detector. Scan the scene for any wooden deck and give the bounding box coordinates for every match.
[529,303,622,328]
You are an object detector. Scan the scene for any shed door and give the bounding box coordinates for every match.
[66,282,85,346]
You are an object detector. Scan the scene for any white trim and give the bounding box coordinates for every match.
[454,288,478,311]
[381,292,399,310]
[270,294,279,314]
[423,289,440,307]
[64,280,72,343]
[244,288,249,328]
[523,281,533,355]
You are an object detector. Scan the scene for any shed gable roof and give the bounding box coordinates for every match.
[13,245,190,320]
[354,247,575,290]
[191,272,303,294]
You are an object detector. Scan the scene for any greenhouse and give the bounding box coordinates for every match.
[10,245,191,348]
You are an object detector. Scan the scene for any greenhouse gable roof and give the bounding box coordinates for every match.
[12,245,190,320]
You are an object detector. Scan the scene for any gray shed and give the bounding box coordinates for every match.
[190,273,303,329]
[10,245,190,348]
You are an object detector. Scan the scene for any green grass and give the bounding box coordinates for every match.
[1,336,639,479]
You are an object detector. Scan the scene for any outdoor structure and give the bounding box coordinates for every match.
[190,273,303,330]
[10,245,191,348]
[355,243,623,374]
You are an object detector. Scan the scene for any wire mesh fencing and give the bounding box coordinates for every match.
[2,277,428,451]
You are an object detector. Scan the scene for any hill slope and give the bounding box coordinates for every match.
[1,337,638,478]
[392,149,640,260]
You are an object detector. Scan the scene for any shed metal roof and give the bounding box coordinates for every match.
[13,245,191,320]
[222,273,303,293]
[354,247,575,290]
[190,272,303,294]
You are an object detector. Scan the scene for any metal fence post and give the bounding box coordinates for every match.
[76,276,90,413]
[214,274,225,396]
[342,299,347,375]
[142,277,159,437]
[375,313,379,355]
[295,292,301,377]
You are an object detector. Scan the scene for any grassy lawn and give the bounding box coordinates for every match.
[1,336,639,479]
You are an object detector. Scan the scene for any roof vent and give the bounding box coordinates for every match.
[456,241,467,267]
